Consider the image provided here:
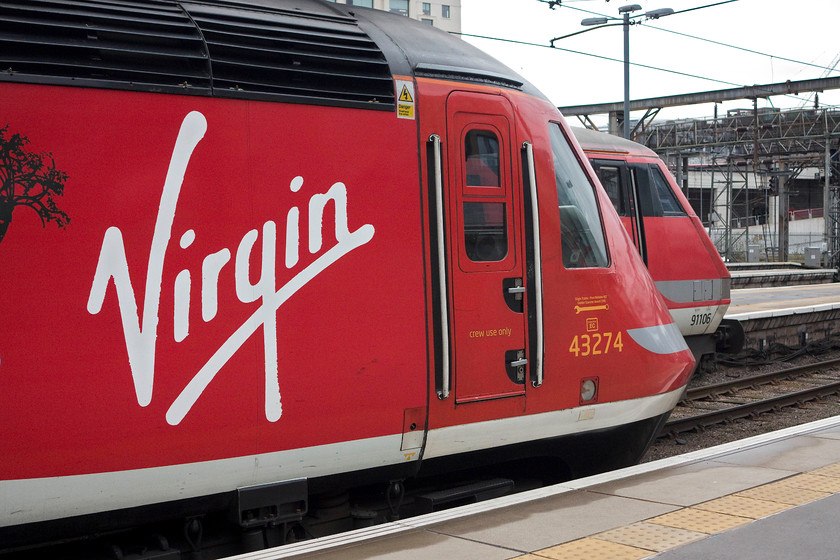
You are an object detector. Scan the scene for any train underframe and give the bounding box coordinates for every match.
[0,412,670,560]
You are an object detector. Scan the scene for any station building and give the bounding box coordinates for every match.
[324,0,461,33]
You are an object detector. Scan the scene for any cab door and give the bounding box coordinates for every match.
[445,91,528,403]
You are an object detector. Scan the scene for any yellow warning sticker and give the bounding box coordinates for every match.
[395,79,415,120]
[398,104,415,119]
[399,85,413,102]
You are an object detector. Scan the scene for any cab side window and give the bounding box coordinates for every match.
[629,164,686,217]
[593,165,626,216]
[650,165,687,216]
[549,123,609,268]
[465,131,500,187]
[629,166,657,217]
[463,129,508,262]
[463,201,507,262]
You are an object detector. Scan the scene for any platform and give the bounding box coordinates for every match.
[728,282,840,319]
[229,417,840,560]
[726,283,840,350]
[726,262,836,288]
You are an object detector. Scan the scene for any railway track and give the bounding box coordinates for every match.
[659,357,840,438]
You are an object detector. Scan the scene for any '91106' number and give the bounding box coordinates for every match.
[690,313,712,327]
[569,331,623,357]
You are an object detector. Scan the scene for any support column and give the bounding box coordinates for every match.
[675,155,683,196]
[608,111,621,137]
[778,163,789,262]
[825,138,831,266]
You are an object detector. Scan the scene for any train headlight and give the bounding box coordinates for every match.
[580,377,599,404]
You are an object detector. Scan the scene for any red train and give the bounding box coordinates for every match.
[572,128,741,365]
[0,1,693,555]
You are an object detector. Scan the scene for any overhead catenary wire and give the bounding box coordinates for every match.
[454,30,817,107]
[458,0,835,107]
[642,24,840,76]
[799,51,840,107]
[454,31,745,88]
[537,0,740,19]
[537,0,840,77]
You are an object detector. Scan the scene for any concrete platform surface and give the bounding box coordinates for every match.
[727,267,835,288]
[727,283,840,319]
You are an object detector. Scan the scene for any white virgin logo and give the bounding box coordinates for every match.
[87,111,375,425]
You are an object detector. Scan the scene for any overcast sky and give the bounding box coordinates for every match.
[459,0,840,125]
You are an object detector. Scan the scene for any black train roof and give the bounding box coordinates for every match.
[0,0,547,110]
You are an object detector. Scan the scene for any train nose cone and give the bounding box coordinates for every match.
[627,323,689,355]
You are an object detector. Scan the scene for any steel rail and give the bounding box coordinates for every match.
[662,380,840,436]
[660,358,840,437]
[683,357,840,402]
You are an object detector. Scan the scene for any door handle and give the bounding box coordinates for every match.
[503,277,525,313]
[429,134,450,400]
[523,141,544,388]
[505,349,527,384]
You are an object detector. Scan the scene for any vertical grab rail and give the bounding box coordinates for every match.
[430,134,451,399]
[523,141,544,387]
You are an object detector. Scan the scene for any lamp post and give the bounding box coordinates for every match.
[552,5,674,139]
[619,5,639,139]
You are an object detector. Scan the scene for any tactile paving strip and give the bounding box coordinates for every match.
[595,521,706,552]
[528,537,652,560]
[780,473,840,493]
[648,507,752,534]
[810,462,840,478]
[735,482,830,505]
[693,495,793,518]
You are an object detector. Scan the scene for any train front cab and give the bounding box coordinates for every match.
[413,79,696,480]
[572,128,736,366]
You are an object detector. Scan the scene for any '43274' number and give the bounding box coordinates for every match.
[569,331,623,357]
